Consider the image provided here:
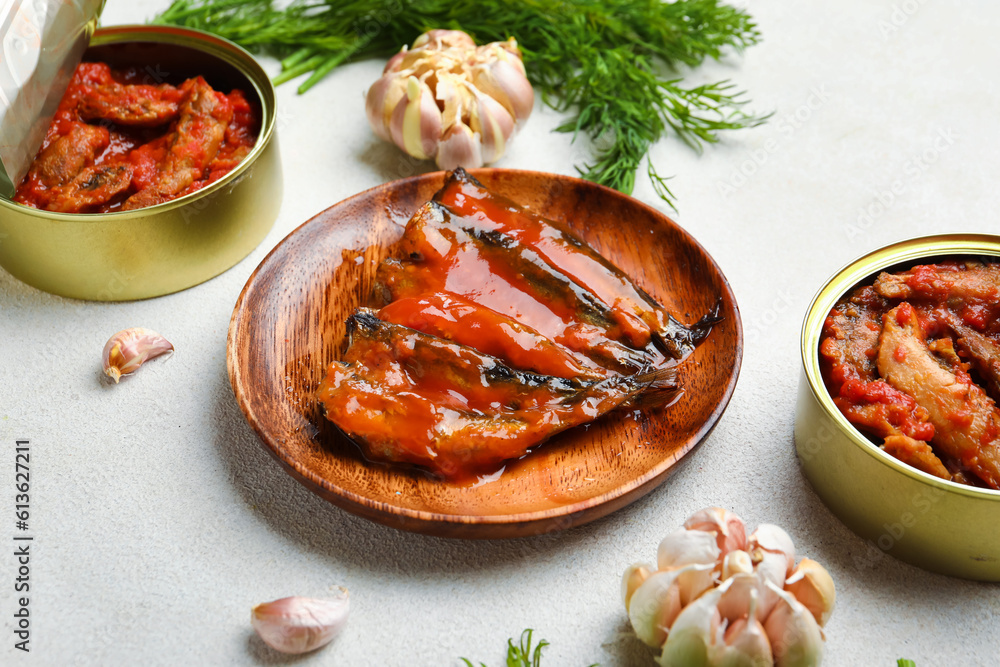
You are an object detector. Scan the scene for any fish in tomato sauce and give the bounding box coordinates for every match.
[13,62,258,213]
[821,260,1000,488]
[434,168,718,359]
[321,171,713,480]
[317,311,676,480]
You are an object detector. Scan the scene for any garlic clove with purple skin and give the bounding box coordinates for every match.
[389,76,442,160]
[251,590,349,655]
[476,38,526,75]
[784,558,836,627]
[470,56,534,125]
[762,582,823,667]
[436,121,484,170]
[468,87,515,163]
[684,507,748,557]
[366,72,409,141]
[657,528,721,571]
[102,328,173,383]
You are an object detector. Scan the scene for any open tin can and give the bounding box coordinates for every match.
[0,25,281,300]
[796,234,1000,581]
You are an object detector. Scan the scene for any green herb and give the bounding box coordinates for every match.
[154,0,767,208]
[460,629,598,667]
[897,660,917,667]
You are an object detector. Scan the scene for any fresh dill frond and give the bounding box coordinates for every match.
[459,629,598,667]
[154,0,766,208]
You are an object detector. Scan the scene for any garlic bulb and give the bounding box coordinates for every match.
[102,327,173,383]
[251,590,349,655]
[622,508,834,667]
[365,29,533,169]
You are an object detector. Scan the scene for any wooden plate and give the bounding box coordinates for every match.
[227,169,742,538]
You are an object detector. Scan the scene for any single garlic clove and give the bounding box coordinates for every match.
[366,72,409,142]
[675,562,716,607]
[390,76,442,160]
[716,589,773,667]
[762,582,824,667]
[621,562,653,613]
[657,528,721,571]
[750,524,796,577]
[435,72,475,131]
[722,550,754,580]
[468,87,515,164]
[412,29,476,51]
[470,57,534,125]
[498,38,525,71]
[628,563,714,648]
[753,550,789,622]
[715,572,761,624]
[436,121,484,170]
[657,578,730,667]
[784,558,836,627]
[102,328,173,383]
[251,590,349,655]
[628,569,684,648]
[684,508,748,557]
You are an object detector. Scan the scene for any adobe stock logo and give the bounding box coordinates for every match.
[716,86,831,197]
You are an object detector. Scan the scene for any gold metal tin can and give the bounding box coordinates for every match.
[0,25,281,301]
[795,234,1000,581]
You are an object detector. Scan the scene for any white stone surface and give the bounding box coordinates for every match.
[2,0,998,664]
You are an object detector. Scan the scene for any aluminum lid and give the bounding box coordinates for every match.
[0,0,105,196]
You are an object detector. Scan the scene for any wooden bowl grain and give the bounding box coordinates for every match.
[227,169,742,538]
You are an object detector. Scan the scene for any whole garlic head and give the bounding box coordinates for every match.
[621,509,834,667]
[365,30,534,169]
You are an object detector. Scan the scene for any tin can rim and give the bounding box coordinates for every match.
[0,24,277,221]
[800,232,1000,500]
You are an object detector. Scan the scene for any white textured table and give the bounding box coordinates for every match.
[2,1,998,664]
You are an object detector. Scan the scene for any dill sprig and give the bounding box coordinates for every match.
[460,629,598,667]
[154,0,767,208]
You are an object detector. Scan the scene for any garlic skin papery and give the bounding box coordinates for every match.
[251,590,350,655]
[622,509,835,667]
[365,29,534,169]
[102,327,173,383]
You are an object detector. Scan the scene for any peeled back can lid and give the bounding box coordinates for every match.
[0,0,105,196]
